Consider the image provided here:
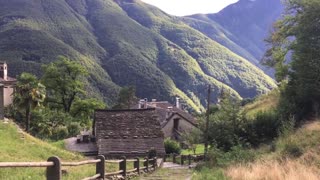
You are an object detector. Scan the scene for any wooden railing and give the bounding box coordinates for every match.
[164,153,205,165]
[0,155,158,180]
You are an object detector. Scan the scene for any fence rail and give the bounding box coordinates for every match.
[0,155,157,180]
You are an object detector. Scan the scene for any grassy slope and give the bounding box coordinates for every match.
[226,121,320,180]
[244,89,280,118]
[0,121,121,180]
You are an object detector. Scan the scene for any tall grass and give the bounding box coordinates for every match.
[226,159,320,180]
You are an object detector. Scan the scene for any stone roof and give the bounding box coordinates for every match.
[94,108,165,158]
[0,76,16,84]
[147,101,197,125]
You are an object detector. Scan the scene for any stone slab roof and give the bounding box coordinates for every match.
[94,108,165,158]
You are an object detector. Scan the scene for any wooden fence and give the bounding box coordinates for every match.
[0,155,157,180]
[164,153,205,166]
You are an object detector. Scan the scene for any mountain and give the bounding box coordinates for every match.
[0,0,276,111]
[184,0,284,73]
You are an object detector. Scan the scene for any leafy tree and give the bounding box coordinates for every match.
[41,56,88,113]
[182,128,203,154]
[206,93,246,151]
[264,0,320,120]
[13,73,46,132]
[113,86,138,109]
[71,98,106,126]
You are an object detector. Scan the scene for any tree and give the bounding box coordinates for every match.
[182,128,203,154]
[71,98,106,131]
[264,0,320,120]
[13,73,46,132]
[41,56,88,113]
[113,86,138,109]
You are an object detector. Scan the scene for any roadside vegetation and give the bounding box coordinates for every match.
[188,0,320,179]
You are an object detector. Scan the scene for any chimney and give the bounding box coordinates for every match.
[176,97,180,109]
[0,62,8,81]
[144,98,148,109]
[138,99,144,109]
[166,106,173,119]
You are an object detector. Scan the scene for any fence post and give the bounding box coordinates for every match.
[181,155,184,165]
[173,154,176,163]
[96,155,105,179]
[134,157,140,175]
[119,156,127,178]
[46,156,61,180]
[153,157,157,170]
[144,157,149,172]
[188,154,191,166]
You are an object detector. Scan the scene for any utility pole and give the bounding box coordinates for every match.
[204,85,211,160]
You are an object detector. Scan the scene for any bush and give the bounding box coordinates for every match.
[207,145,255,167]
[52,126,69,140]
[68,122,81,137]
[148,148,157,158]
[164,138,181,154]
[244,110,281,146]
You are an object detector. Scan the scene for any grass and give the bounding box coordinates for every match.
[0,120,118,180]
[139,168,193,180]
[224,120,320,180]
[181,144,205,155]
[243,89,280,118]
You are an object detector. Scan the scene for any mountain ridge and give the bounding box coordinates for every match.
[0,0,277,111]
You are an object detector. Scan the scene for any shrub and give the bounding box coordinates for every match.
[68,122,81,137]
[164,138,181,154]
[52,126,69,140]
[207,145,255,167]
[148,148,157,158]
[244,110,281,146]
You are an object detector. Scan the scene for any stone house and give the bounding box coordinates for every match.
[0,62,16,119]
[94,108,165,158]
[136,98,198,141]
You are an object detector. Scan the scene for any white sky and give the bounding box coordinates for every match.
[141,0,239,16]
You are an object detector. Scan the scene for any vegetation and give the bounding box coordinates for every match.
[164,138,181,154]
[10,57,106,140]
[13,73,46,132]
[0,0,276,111]
[264,0,320,122]
[113,86,138,109]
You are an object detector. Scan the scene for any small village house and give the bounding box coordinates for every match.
[94,108,165,158]
[136,98,197,141]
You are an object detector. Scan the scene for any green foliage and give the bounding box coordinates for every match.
[70,98,106,126]
[207,145,256,167]
[13,72,46,132]
[192,167,227,180]
[164,138,181,154]
[0,0,276,112]
[42,56,88,113]
[265,0,320,121]
[30,108,75,140]
[113,86,138,109]
[244,110,281,146]
[204,93,247,151]
[147,148,157,159]
[182,128,203,154]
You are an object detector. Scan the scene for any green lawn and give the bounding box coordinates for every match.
[0,121,118,180]
[181,144,205,155]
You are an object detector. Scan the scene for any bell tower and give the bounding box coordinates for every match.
[0,62,8,81]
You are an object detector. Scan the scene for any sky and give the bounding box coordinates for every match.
[141,0,239,16]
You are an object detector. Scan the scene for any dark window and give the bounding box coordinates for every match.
[173,118,179,130]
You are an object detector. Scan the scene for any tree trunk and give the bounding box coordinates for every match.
[25,107,30,132]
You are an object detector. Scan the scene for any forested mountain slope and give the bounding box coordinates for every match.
[184,0,283,73]
[0,0,276,111]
